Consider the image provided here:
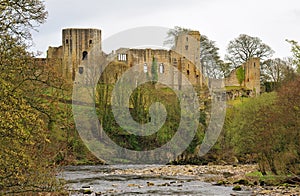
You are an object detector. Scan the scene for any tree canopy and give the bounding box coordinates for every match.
[200,35,226,78]
[261,57,296,91]
[0,0,67,193]
[0,0,47,41]
[225,34,274,67]
[286,39,300,72]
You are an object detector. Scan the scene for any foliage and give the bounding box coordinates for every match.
[151,56,158,83]
[96,62,207,162]
[225,34,274,67]
[0,0,47,42]
[275,76,300,174]
[236,66,245,86]
[222,78,300,175]
[200,35,226,78]
[0,82,59,193]
[0,0,75,193]
[286,39,300,73]
[0,35,97,194]
[0,35,65,193]
[261,58,296,91]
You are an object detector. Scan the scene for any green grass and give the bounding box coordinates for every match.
[245,171,264,178]
[227,97,250,106]
[245,171,289,186]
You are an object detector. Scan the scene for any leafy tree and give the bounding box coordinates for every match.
[275,76,300,174]
[0,35,65,193]
[0,0,69,193]
[286,39,300,72]
[225,34,274,67]
[227,93,278,173]
[219,62,232,78]
[236,66,245,86]
[225,77,300,174]
[151,56,158,83]
[200,35,226,78]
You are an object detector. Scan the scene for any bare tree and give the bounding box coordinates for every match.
[261,57,296,90]
[225,34,274,67]
[163,26,190,48]
[0,0,47,41]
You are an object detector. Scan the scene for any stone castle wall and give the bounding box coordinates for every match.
[117,48,202,89]
[46,28,203,88]
[45,28,260,96]
[225,57,261,95]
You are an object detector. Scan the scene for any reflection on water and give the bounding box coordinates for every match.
[58,165,252,195]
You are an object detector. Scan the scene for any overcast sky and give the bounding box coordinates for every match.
[32,0,300,59]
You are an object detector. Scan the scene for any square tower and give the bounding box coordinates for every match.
[62,28,102,80]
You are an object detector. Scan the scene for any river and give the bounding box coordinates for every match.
[58,165,254,195]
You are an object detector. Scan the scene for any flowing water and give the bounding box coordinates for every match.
[58,165,253,195]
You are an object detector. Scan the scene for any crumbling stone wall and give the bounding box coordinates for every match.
[46,28,204,89]
[225,58,261,95]
[117,48,202,89]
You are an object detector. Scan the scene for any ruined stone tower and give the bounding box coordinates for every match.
[174,31,202,87]
[46,28,102,80]
[243,57,260,95]
[62,28,102,80]
[224,57,261,96]
[175,31,200,66]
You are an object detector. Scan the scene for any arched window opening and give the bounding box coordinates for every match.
[89,40,93,45]
[66,39,69,44]
[82,51,88,60]
[159,63,164,73]
[143,63,148,73]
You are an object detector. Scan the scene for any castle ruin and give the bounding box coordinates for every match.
[42,28,260,97]
[225,58,261,96]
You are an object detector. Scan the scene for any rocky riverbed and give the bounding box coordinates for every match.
[111,164,300,195]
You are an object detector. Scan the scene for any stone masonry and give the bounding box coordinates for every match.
[41,28,260,96]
